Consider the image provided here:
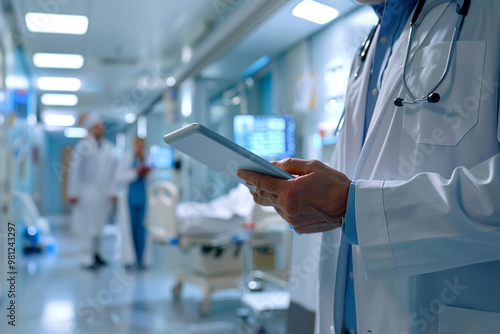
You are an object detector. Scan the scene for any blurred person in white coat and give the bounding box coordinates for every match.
[239,0,500,333]
[116,137,152,269]
[68,113,118,269]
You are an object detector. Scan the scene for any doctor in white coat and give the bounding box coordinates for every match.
[68,114,118,269]
[115,137,152,268]
[239,0,500,333]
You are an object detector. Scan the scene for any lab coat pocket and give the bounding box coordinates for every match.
[403,41,486,146]
[438,305,500,334]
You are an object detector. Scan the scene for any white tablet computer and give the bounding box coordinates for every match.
[163,123,293,185]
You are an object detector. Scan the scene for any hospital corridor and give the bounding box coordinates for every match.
[9,220,288,333]
[2,0,500,333]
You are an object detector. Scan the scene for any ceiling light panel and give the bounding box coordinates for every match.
[43,113,76,127]
[41,94,79,106]
[166,77,176,87]
[25,13,89,35]
[64,127,88,138]
[33,53,84,69]
[292,0,339,25]
[38,77,81,91]
[124,113,137,124]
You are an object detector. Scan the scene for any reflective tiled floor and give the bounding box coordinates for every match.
[1,223,287,334]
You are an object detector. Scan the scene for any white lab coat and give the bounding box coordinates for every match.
[68,136,117,238]
[115,151,152,266]
[317,1,500,333]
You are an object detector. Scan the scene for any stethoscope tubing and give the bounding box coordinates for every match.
[398,2,466,106]
[336,0,471,134]
[396,0,471,106]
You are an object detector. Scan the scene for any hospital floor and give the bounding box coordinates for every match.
[0,220,287,334]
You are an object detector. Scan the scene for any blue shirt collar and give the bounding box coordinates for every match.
[372,0,419,21]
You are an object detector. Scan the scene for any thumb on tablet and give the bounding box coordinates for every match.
[271,158,318,176]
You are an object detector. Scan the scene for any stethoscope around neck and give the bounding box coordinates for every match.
[353,0,471,106]
[335,0,471,136]
[394,0,471,107]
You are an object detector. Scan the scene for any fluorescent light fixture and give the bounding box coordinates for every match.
[166,77,176,87]
[33,53,84,69]
[41,94,79,106]
[137,116,147,139]
[181,79,194,118]
[43,113,76,127]
[25,13,89,35]
[6,75,29,90]
[38,77,81,91]
[182,46,192,64]
[124,113,137,124]
[64,127,88,138]
[292,0,339,24]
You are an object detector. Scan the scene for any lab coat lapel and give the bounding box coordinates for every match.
[339,25,380,178]
[322,24,381,334]
[357,25,408,172]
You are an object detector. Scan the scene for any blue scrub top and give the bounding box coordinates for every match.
[128,157,147,207]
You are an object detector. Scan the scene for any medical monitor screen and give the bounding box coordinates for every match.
[148,145,174,168]
[233,115,295,161]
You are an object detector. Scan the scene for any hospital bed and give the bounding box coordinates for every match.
[146,181,291,318]
[147,181,246,316]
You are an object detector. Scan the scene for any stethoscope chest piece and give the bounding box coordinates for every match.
[394,92,440,107]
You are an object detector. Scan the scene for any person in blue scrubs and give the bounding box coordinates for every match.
[130,138,150,268]
[118,137,151,269]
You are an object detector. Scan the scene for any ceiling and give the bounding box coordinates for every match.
[202,0,357,81]
[5,0,359,125]
[7,0,230,122]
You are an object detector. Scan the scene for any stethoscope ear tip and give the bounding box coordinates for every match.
[394,98,404,107]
